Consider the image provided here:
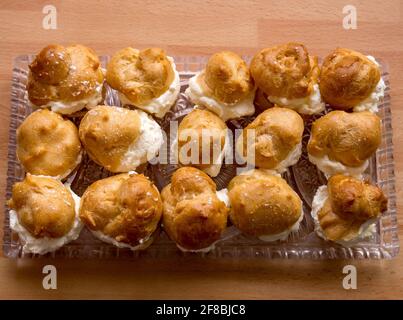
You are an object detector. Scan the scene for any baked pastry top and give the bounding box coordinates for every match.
[177,109,227,173]
[308,110,381,167]
[236,107,304,169]
[78,105,141,172]
[228,170,302,237]
[250,42,319,99]
[17,109,82,178]
[7,174,76,238]
[316,174,387,241]
[200,51,254,104]
[79,173,162,246]
[27,44,104,108]
[106,47,175,105]
[320,48,381,109]
[161,167,229,251]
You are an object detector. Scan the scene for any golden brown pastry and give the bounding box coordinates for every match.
[7,174,82,254]
[161,167,229,252]
[250,43,324,115]
[78,105,164,172]
[79,173,162,250]
[185,51,255,121]
[307,110,381,176]
[176,109,228,177]
[311,174,387,244]
[27,44,104,114]
[236,107,304,172]
[228,169,303,241]
[17,109,82,179]
[106,47,180,118]
[320,48,385,112]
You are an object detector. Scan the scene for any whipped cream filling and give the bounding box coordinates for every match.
[44,82,103,115]
[90,230,154,251]
[119,57,181,118]
[9,185,83,255]
[185,71,256,121]
[353,56,385,113]
[116,110,164,172]
[258,202,304,242]
[311,185,377,246]
[308,153,368,178]
[268,84,325,115]
[216,188,230,207]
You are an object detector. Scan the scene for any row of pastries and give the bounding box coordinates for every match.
[7,42,388,254]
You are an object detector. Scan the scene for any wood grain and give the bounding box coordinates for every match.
[0,0,403,299]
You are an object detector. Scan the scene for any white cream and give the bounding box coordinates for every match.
[308,153,368,178]
[352,56,385,113]
[273,142,302,173]
[90,230,153,251]
[258,202,304,242]
[119,57,180,118]
[268,84,325,115]
[116,110,164,172]
[185,71,255,121]
[311,185,377,246]
[216,188,230,207]
[9,187,83,255]
[45,82,103,115]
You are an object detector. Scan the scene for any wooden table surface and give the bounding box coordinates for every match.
[1,0,403,300]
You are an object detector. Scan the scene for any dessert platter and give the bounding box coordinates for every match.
[3,43,398,259]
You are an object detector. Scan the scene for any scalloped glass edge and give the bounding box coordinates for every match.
[2,54,399,260]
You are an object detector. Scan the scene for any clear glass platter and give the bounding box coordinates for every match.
[2,55,399,259]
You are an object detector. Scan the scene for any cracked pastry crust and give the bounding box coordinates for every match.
[161,167,229,251]
[27,44,104,111]
[7,174,76,238]
[228,169,302,237]
[315,175,387,242]
[320,48,381,110]
[17,109,82,179]
[236,107,304,169]
[106,47,175,106]
[250,42,319,99]
[79,173,162,247]
[307,110,381,168]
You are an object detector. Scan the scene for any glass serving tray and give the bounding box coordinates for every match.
[2,55,399,259]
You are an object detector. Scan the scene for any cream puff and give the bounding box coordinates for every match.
[236,107,304,172]
[250,42,325,115]
[311,174,387,245]
[320,48,385,113]
[228,169,303,241]
[7,174,82,255]
[307,111,381,176]
[79,173,162,250]
[106,47,180,118]
[78,105,164,173]
[161,167,229,252]
[27,44,104,115]
[175,109,229,177]
[185,51,255,121]
[17,109,82,179]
